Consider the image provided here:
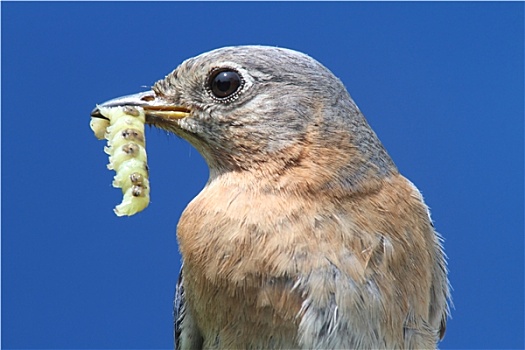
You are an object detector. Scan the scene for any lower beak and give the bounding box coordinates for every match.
[90,91,190,122]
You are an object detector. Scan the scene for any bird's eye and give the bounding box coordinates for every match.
[208,69,243,99]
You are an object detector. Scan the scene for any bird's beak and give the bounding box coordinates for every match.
[90,91,191,123]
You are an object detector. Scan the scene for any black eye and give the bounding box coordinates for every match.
[209,70,242,99]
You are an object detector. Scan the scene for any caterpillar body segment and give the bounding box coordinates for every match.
[90,117,110,140]
[90,105,150,216]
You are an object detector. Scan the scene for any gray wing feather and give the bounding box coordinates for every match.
[174,265,203,350]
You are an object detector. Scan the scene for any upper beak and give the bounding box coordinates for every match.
[90,91,191,122]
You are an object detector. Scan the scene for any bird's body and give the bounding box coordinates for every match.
[93,45,449,349]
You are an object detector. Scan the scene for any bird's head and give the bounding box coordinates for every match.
[92,46,396,194]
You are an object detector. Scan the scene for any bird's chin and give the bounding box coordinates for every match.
[147,115,205,152]
[146,114,181,134]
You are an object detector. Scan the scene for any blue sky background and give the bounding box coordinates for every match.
[2,2,523,349]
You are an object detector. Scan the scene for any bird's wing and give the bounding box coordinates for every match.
[174,265,203,350]
[173,267,184,349]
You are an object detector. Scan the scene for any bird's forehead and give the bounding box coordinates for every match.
[177,46,322,78]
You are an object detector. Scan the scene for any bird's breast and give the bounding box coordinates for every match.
[175,173,441,347]
[176,179,316,347]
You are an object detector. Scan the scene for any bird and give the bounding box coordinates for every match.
[92,45,450,349]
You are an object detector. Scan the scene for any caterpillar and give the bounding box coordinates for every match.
[90,105,150,216]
